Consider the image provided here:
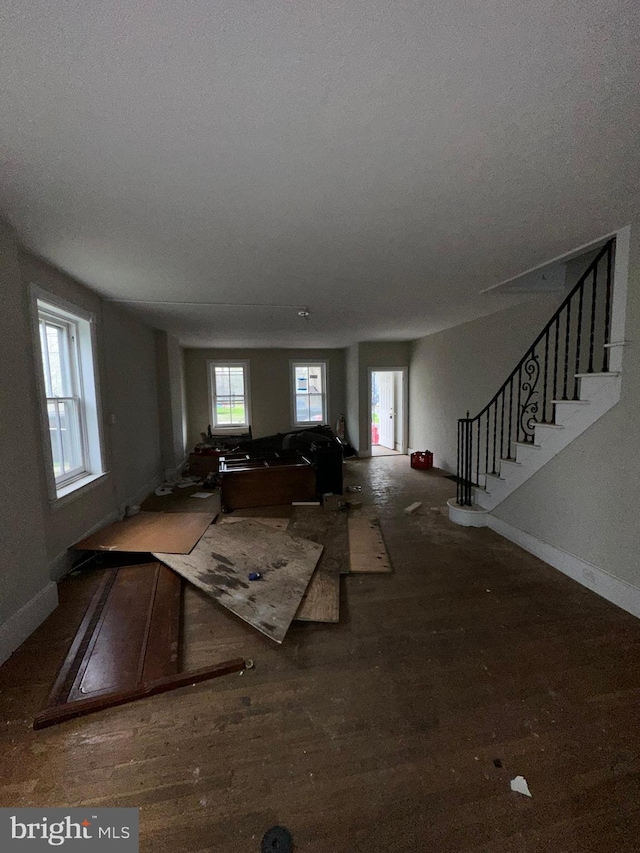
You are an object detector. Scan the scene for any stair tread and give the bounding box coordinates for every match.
[499,458,522,466]
[514,441,541,448]
[552,398,590,405]
[485,472,506,481]
[536,422,564,429]
[575,371,620,378]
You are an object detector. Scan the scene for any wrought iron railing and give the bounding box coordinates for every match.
[456,238,615,505]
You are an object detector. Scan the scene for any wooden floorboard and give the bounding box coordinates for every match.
[289,506,346,623]
[3,457,640,852]
[73,512,215,554]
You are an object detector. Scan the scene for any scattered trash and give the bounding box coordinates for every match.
[346,485,362,493]
[493,758,503,768]
[190,491,214,499]
[347,499,363,509]
[404,501,422,514]
[322,493,347,511]
[248,572,262,581]
[510,775,532,797]
[154,485,173,497]
[261,825,293,853]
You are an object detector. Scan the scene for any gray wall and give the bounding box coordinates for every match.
[184,348,346,448]
[409,294,565,470]
[345,344,360,451]
[156,331,188,475]
[494,220,640,587]
[0,222,51,630]
[0,221,164,661]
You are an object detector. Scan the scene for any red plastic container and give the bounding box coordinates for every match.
[411,450,433,470]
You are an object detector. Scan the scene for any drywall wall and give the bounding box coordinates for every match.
[345,344,360,451]
[184,348,346,448]
[156,331,187,475]
[17,248,163,571]
[409,291,573,470]
[493,220,640,587]
[357,342,411,454]
[0,220,54,660]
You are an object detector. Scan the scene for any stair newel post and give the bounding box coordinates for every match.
[476,418,481,487]
[507,379,514,460]
[602,242,613,372]
[484,409,490,480]
[466,413,472,505]
[574,276,585,399]
[588,263,598,373]
[456,419,462,504]
[516,365,523,444]
[500,390,505,461]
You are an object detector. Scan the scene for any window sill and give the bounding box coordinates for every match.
[52,472,109,510]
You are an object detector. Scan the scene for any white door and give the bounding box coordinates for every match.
[378,372,395,449]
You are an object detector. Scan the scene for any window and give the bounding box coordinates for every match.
[34,293,104,500]
[291,361,328,426]
[207,361,251,429]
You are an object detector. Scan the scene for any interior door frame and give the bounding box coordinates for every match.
[366,366,409,456]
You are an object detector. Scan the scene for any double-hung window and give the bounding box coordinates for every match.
[291,361,328,426]
[35,294,104,500]
[207,360,251,429]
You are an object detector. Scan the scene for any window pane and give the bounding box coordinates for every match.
[58,399,84,474]
[308,367,323,393]
[215,367,230,396]
[216,399,232,425]
[47,402,64,477]
[46,322,67,396]
[229,367,245,395]
[230,398,246,425]
[309,394,324,421]
[295,367,308,392]
[296,395,310,423]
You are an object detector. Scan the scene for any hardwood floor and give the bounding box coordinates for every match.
[2,457,640,852]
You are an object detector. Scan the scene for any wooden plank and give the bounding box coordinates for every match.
[348,515,392,573]
[154,520,323,643]
[34,659,245,730]
[288,507,346,623]
[73,512,215,554]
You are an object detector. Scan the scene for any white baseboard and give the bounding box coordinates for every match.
[0,582,59,666]
[488,515,640,620]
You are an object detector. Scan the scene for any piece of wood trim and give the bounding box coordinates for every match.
[34,659,246,730]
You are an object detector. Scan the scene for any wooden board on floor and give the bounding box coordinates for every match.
[217,515,289,531]
[348,515,392,573]
[154,520,323,643]
[141,487,221,515]
[73,512,215,554]
[288,506,347,623]
[34,563,245,729]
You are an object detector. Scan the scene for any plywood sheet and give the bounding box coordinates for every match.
[288,507,346,623]
[141,487,221,515]
[73,512,215,554]
[217,515,289,531]
[348,516,392,573]
[154,520,323,643]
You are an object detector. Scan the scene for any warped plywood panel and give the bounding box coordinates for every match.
[73,512,215,554]
[288,507,346,623]
[154,520,323,643]
[348,516,392,573]
[217,516,289,531]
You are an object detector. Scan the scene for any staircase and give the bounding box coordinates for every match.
[448,232,629,527]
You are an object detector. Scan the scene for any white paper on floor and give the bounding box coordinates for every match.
[190,491,214,499]
[510,775,532,797]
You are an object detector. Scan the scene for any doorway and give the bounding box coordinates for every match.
[369,368,408,456]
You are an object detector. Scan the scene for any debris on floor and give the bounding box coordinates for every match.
[404,501,422,514]
[34,562,246,729]
[510,775,532,797]
[348,515,393,573]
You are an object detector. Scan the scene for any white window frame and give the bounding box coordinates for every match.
[31,287,106,505]
[207,360,251,431]
[290,360,329,427]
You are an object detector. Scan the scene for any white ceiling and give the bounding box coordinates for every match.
[1,1,638,347]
